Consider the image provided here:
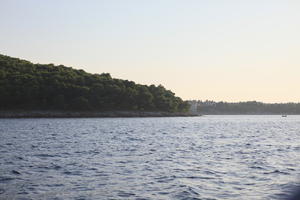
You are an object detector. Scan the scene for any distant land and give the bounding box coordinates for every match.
[2,54,299,117]
[0,54,191,117]
[188,100,300,115]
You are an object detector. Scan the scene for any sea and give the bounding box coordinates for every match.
[0,115,299,200]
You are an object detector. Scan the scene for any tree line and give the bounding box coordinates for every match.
[190,100,300,114]
[0,54,190,112]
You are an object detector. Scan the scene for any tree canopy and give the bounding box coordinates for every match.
[190,100,300,114]
[0,54,189,112]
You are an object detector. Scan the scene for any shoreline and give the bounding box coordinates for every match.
[0,111,198,118]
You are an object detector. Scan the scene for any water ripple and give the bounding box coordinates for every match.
[0,116,299,199]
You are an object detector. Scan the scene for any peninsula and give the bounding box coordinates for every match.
[0,54,191,118]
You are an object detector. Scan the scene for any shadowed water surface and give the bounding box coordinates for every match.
[0,116,299,199]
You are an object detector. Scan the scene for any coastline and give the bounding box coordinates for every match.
[0,110,198,118]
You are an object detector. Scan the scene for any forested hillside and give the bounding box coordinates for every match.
[0,54,189,112]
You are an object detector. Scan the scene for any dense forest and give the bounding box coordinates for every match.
[0,54,190,112]
[190,100,300,114]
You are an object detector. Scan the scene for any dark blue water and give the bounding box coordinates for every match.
[0,116,299,200]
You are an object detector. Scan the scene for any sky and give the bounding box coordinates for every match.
[1,0,300,103]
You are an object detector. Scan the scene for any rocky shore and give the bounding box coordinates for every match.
[0,111,198,118]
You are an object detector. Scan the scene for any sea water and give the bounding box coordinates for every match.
[0,116,299,199]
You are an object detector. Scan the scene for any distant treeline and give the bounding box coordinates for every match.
[0,54,189,112]
[190,100,300,114]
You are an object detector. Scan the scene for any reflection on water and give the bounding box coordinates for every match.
[0,116,299,199]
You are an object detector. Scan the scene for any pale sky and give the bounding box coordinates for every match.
[1,0,300,102]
